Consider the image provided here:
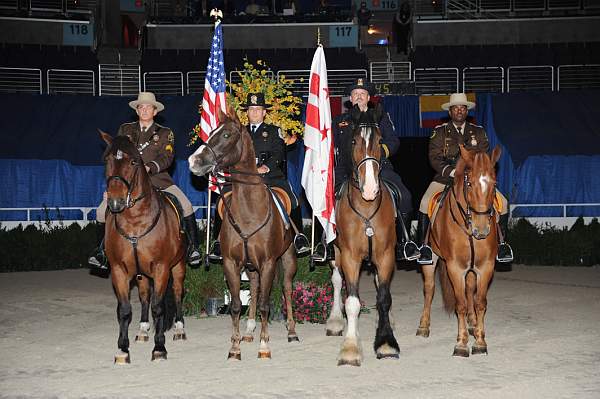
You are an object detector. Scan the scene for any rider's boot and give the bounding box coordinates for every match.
[396,212,420,262]
[496,213,514,263]
[207,212,223,263]
[183,215,201,268]
[88,222,108,270]
[416,212,433,265]
[291,207,310,257]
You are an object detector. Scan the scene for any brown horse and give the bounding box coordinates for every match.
[417,145,501,357]
[187,105,298,360]
[326,105,400,366]
[100,132,187,364]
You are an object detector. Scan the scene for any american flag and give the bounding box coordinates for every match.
[301,46,336,243]
[199,21,226,142]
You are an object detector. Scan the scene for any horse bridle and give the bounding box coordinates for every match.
[106,159,146,209]
[449,171,496,237]
[350,122,382,193]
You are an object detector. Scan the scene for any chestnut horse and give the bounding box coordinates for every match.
[100,132,187,364]
[188,106,298,360]
[325,105,400,366]
[417,145,501,357]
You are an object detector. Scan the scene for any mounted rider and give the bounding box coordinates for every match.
[416,93,514,264]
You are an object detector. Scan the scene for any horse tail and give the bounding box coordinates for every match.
[162,274,176,332]
[437,259,456,314]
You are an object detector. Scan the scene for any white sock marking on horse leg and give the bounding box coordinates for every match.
[245,319,256,335]
[331,267,343,319]
[174,321,184,330]
[139,322,150,332]
[345,296,361,339]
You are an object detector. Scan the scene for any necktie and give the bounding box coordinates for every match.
[456,126,462,135]
[251,125,257,134]
[141,126,147,134]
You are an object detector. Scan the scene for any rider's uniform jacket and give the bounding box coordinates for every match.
[429,121,489,186]
[332,109,399,188]
[248,122,286,184]
[117,122,175,189]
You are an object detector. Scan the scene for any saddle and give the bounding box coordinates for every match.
[217,186,292,219]
[427,186,504,218]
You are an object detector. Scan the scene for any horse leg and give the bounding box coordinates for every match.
[281,245,299,342]
[112,268,132,364]
[416,253,438,337]
[445,261,470,357]
[135,276,151,343]
[337,258,363,367]
[171,260,187,341]
[465,271,477,337]
[472,263,494,355]
[326,264,344,336]
[257,261,277,359]
[150,267,173,361]
[373,255,400,360]
[242,270,259,343]
[223,260,242,360]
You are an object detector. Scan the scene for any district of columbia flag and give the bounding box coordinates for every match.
[199,20,227,190]
[301,46,336,243]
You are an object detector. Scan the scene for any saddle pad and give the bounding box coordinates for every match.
[218,187,291,219]
[428,190,503,218]
[160,191,183,226]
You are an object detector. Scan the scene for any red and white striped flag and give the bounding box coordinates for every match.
[301,46,336,243]
[199,20,226,190]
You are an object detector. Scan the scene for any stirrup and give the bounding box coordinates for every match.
[310,242,327,263]
[496,242,514,263]
[188,249,201,267]
[294,234,310,257]
[207,241,223,263]
[88,255,108,270]
[417,245,433,265]
[400,241,421,262]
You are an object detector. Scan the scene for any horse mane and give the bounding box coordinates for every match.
[103,135,140,161]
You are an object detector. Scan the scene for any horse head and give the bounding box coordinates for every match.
[455,144,502,239]
[188,104,245,177]
[350,103,384,201]
[100,131,146,213]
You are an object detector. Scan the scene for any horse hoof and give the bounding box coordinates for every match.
[452,346,470,358]
[114,351,130,365]
[227,352,241,360]
[472,345,488,355]
[337,358,361,367]
[288,335,300,343]
[326,329,343,336]
[151,351,167,361]
[376,352,399,360]
[468,327,475,337]
[135,335,149,342]
[416,327,430,338]
[242,335,254,343]
[173,332,187,341]
[258,350,272,359]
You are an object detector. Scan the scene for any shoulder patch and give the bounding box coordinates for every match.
[168,130,174,143]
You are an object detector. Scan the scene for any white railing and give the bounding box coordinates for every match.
[98,64,141,96]
[370,61,411,83]
[413,67,459,94]
[507,65,554,92]
[143,71,184,96]
[186,71,206,94]
[47,69,95,95]
[463,66,505,93]
[510,203,600,229]
[277,69,367,96]
[0,67,42,94]
[557,64,600,91]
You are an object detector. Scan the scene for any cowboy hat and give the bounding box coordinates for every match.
[441,93,475,110]
[129,92,165,112]
[240,92,271,109]
[345,77,375,96]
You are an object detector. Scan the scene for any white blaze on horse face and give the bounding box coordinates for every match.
[361,127,378,201]
[479,174,491,195]
[187,125,225,172]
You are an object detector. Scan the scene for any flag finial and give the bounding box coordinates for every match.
[210,8,223,23]
[317,27,321,46]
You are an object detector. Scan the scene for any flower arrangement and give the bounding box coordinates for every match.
[190,59,304,146]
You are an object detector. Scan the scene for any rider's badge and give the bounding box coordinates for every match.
[470,135,477,146]
[152,134,160,142]
[262,131,268,138]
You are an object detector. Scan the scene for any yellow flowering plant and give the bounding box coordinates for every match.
[190,59,304,146]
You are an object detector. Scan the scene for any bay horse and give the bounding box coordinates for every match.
[417,144,501,357]
[325,104,400,366]
[187,105,298,360]
[100,132,187,364]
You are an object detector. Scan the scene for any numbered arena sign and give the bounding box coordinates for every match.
[63,23,93,46]
[329,25,358,48]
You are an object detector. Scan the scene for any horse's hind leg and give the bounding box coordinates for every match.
[112,268,132,364]
[223,260,242,360]
[326,263,344,336]
[257,260,277,359]
[472,263,494,355]
[373,256,400,360]
[445,261,470,357]
[242,270,259,343]
[417,253,438,337]
[337,257,363,367]
[281,245,299,342]
[466,271,477,337]
[171,260,187,341]
[135,276,151,343]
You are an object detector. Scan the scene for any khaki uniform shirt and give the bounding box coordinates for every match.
[429,121,489,185]
[117,121,175,189]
